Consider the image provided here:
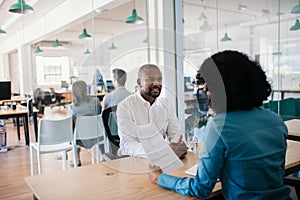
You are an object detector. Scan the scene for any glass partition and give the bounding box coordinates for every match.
[182,0,300,135]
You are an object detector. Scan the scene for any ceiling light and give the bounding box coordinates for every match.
[52,39,62,47]
[276,11,285,16]
[290,19,300,31]
[108,42,117,50]
[143,37,148,43]
[0,27,7,35]
[126,8,144,24]
[262,9,271,17]
[34,46,43,54]
[220,33,232,42]
[238,4,247,11]
[200,20,212,31]
[84,48,92,55]
[78,28,91,39]
[291,1,300,14]
[198,11,207,20]
[9,0,34,14]
[95,8,108,14]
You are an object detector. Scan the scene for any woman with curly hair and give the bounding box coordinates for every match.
[148,50,291,200]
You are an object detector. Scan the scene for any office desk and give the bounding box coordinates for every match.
[89,92,106,101]
[272,89,300,100]
[285,119,300,142]
[0,109,38,146]
[25,141,300,200]
[0,97,28,104]
[25,146,221,200]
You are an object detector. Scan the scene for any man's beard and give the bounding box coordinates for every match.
[145,86,161,98]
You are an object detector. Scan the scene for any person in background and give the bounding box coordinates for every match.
[102,68,131,109]
[148,50,291,200]
[68,80,102,167]
[117,64,188,159]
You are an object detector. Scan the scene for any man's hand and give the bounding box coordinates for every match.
[169,135,188,159]
[148,165,163,184]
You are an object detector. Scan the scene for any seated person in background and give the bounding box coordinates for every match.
[117,64,187,159]
[102,68,131,109]
[148,50,291,199]
[49,87,64,104]
[67,80,102,166]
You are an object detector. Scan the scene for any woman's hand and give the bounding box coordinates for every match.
[148,165,163,184]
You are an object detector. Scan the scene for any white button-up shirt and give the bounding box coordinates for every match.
[117,91,184,157]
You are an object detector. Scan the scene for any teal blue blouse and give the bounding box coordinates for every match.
[158,108,291,200]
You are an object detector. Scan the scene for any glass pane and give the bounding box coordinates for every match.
[182,0,300,133]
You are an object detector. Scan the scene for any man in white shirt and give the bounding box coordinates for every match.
[103,68,132,109]
[117,64,187,158]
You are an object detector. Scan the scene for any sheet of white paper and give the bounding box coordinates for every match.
[185,164,198,176]
[138,129,183,173]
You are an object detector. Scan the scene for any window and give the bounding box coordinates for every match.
[36,56,70,86]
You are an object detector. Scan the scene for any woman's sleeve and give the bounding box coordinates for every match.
[158,120,226,199]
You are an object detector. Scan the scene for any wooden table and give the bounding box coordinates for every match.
[0,109,38,146]
[285,119,300,142]
[25,145,221,200]
[0,96,28,104]
[89,92,106,101]
[25,141,300,200]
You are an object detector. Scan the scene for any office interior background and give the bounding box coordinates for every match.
[0,0,299,133]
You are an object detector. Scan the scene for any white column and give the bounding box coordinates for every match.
[0,54,10,80]
[18,45,33,96]
[146,0,184,129]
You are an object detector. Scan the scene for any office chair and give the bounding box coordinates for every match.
[73,114,105,165]
[101,105,130,161]
[29,116,76,175]
[196,88,209,115]
[196,88,209,127]
[102,105,119,153]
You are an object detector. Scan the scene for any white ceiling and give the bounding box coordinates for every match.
[0,0,299,50]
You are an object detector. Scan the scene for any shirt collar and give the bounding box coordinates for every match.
[136,91,159,106]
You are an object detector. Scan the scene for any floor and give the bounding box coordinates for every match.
[0,107,96,200]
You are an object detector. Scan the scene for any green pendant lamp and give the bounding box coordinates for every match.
[291,0,300,14]
[143,37,148,43]
[126,8,144,24]
[198,11,207,20]
[0,27,7,35]
[79,28,91,39]
[9,0,34,14]
[84,48,92,55]
[290,19,300,31]
[52,39,62,47]
[108,42,117,50]
[220,33,232,42]
[34,46,43,54]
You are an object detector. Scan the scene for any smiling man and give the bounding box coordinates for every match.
[116,64,187,158]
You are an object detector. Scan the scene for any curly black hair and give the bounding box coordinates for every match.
[197,50,271,114]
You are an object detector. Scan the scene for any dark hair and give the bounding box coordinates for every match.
[112,68,127,86]
[197,50,271,114]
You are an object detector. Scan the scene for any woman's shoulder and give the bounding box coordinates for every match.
[87,96,100,103]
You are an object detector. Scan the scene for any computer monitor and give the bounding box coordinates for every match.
[0,81,11,100]
[184,77,194,92]
[106,80,115,92]
[61,80,69,89]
